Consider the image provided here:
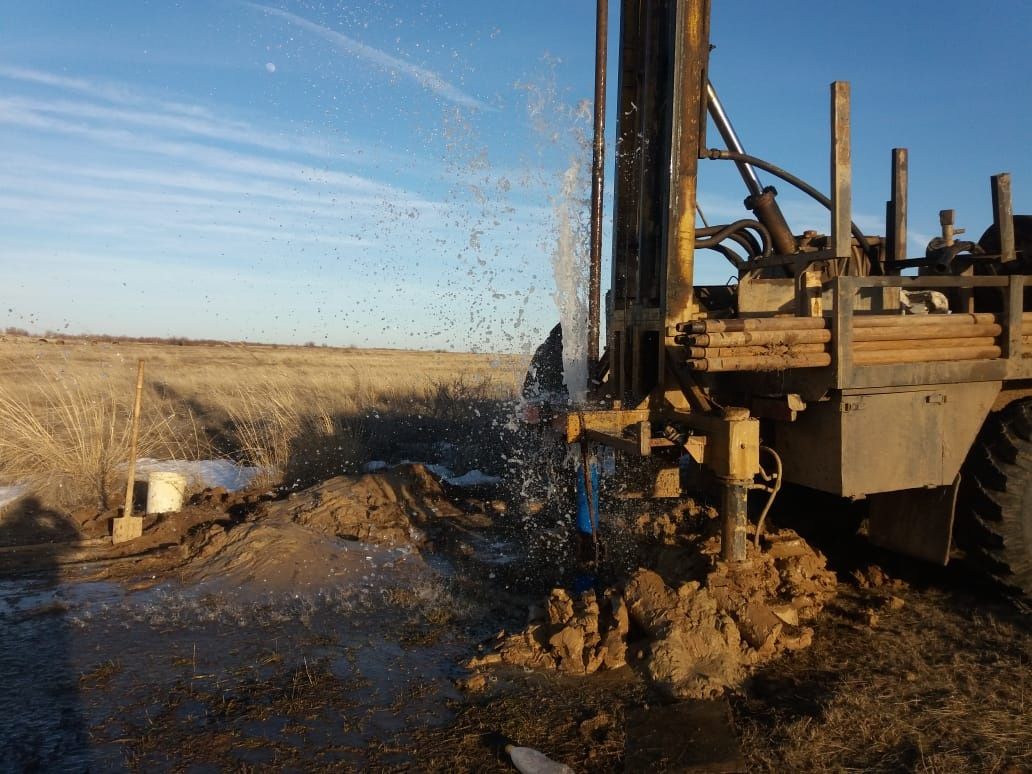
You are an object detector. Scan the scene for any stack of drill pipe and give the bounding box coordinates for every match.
[679,312,1024,372]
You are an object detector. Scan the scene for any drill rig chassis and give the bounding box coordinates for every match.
[553,0,1032,597]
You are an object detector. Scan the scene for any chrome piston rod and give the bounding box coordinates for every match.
[706,80,763,198]
[706,80,798,257]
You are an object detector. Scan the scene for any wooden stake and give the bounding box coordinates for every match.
[122,360,145,518]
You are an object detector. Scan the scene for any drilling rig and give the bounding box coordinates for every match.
[541,0,1032,596]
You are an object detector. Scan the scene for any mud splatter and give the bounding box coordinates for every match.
[467,529,837,699]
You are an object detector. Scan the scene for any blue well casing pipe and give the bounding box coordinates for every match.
[575,459,601,535]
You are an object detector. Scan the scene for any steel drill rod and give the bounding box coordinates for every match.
[687,322,1002,348]
[687,329,832,347]
[687,343,1001,372]
[683,312,1001,334]
[853,336,998,351]
[586,0,608,368]
[686,343,827,358]
[688,353,832,372]
[684,317,828,333]
[854,323,1002,342]
[854,345,1001,365]
[685,335,1002,361]
[857,313,999,328]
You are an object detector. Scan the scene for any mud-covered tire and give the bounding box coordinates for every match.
[957,399,1032,597]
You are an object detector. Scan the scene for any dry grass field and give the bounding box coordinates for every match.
[0,335,527,510]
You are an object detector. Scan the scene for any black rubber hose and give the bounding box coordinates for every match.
[699,242,746,270]
[725,230,763,260]
[706,149,877,263]
[696,219,771,256]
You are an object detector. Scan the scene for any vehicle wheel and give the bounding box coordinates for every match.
[957,399,1032,597]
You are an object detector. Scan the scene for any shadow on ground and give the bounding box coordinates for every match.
[0,498,92,769]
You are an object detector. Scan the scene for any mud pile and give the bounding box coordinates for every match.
[261,463,462,545]
[174,464,460,593]
[467,529,837,699]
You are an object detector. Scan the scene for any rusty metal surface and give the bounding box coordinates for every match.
[670,409,759,481]
[1006,275,1024,358]
[635,0,666,308]
[561,408,652,444]
[744,187,797,257]
[605,0,711,409]
[992,173,1016,264]
[830,82,852,261]
[868,478,959,565]
[587,0,609,367]
[610,0,643,312]
[663,0,710,326]
[720,480,749,562]
[889,148,908,265]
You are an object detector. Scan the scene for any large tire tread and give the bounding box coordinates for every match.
[958,401,1032,597]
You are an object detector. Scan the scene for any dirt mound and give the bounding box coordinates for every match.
[261,463,462,546]
[171,464,458,594]
[178,520,425,594]
[467,528,837,699]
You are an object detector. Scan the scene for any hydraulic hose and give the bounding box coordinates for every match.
[706,149,877,263]
[754,446,783,551]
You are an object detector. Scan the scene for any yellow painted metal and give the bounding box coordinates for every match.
[561,409,652,444]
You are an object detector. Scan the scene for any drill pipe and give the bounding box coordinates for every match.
[683,312,1001,334]
[854,345,1001,365]
[687,353,832,371]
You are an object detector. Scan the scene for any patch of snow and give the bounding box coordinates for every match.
[359,459,499,488]
[425,463,457,481]
[445,470,502,488]
[0,484,27,510]
[394,459,456,480]
[133,459,260,492]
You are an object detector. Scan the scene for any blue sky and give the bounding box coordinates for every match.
[2,0,1029,351]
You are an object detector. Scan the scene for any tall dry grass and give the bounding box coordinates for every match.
[0,367,212,509]
[0,337,526,509]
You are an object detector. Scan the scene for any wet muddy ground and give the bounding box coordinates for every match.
[1,473,1030,772]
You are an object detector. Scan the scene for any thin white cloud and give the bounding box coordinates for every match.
[0,79,355,163]
[243,2,490,111]
[0,64,214,119]
[0,100,398,195]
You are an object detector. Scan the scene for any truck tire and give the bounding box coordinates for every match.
[957,399,1032,597]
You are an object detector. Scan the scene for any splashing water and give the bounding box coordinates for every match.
[551,157,590,404]
[522,61,594,404]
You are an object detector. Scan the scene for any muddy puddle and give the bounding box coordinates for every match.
[0,464,505,770]
[1,553,475,770]
[0,461,826,770]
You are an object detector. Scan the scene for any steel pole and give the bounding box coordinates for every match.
[587,0,609,373]
[720,479,749,561]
